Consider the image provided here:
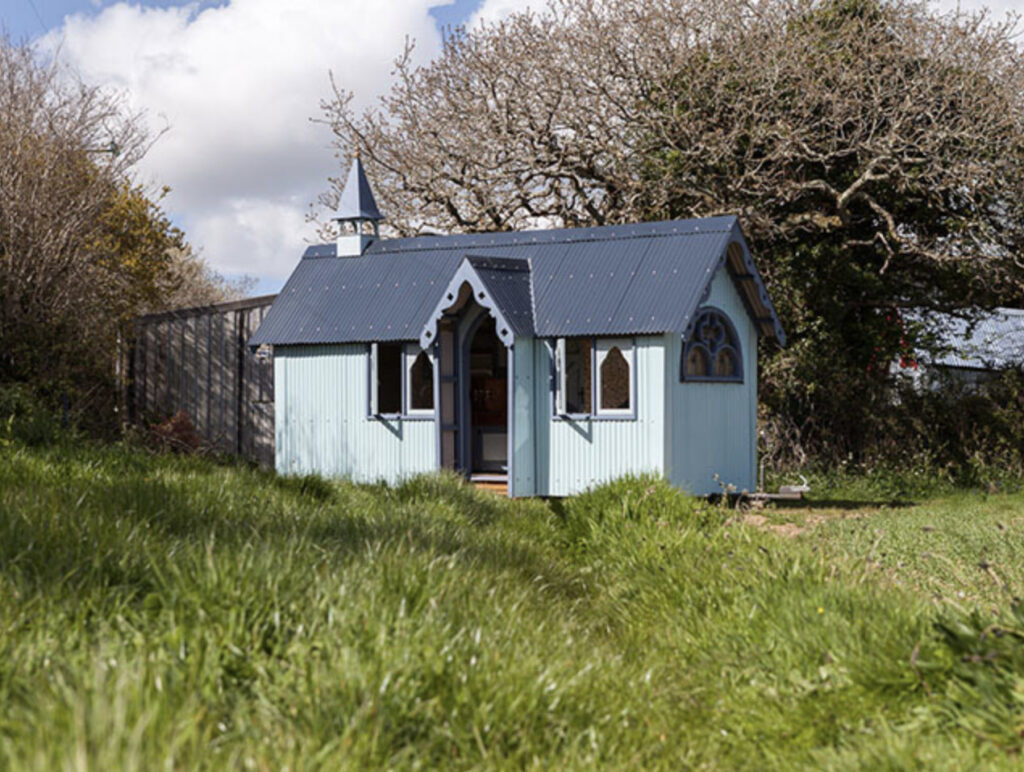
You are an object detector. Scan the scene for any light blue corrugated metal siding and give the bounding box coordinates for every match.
[530,337,666,496]
[511,337,536,497]
[274,345,436,482]
[668,268,757,495]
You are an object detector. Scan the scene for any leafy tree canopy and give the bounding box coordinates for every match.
[323,0,1024,463]
[0,38,245,433]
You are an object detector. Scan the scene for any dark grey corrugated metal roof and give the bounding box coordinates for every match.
[466,256,535,338]
[915,308,1024,370]
[334,158,383,222]
[249,216,785,347]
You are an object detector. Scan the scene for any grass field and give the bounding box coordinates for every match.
[2,441,1024,769]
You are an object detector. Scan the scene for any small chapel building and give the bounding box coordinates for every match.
[249,159,785,496]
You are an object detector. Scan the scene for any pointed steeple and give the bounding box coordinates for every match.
[333,150,384,257]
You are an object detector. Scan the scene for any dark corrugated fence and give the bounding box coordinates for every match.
[129,295,277,466]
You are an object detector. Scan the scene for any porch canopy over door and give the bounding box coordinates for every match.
[420,256,536,471]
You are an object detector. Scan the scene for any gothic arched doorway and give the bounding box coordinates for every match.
[463,314,508,476]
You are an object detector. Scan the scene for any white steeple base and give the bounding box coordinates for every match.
[337,233,375,257]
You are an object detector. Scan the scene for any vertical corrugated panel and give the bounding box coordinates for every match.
[187,316,204,433]
[250,306,276,467]
[511,337,535,497]
[531,340,552,494]
[165,319,177,412]
[532,337,666,496]
[133,299,276,465]
[224,312,239,448]
[217,311,229,448]
[669,268,757,495]
[274,344,436,482]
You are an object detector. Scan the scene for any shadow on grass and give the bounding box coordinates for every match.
[1,465,590,611]
[777,497,916,510]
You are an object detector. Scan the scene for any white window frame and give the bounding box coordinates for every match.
[368,342,435,419]
[554,338,568,416]
[551,336,637,420]
[368,342,380,416]
[595,337,635,416]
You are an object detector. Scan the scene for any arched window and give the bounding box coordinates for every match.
[682,309,743,382]
[598,343,632,412]
[407,349,434,413]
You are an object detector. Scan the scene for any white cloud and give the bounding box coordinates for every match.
[467,0,540,29]
[40,0,446,282]
[187,197,309,279]
[38,0,1019,286]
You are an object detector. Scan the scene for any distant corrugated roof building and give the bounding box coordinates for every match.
[249,216,785,349]
[913,308,1024,371]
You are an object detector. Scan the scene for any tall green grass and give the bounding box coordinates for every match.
[0,442,1021,769]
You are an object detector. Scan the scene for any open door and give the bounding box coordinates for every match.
[465,316,508,476]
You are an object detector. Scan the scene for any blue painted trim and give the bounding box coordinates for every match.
[506,342,514,498]
[724,228,787,345]
[674,231,785,350]
[400,340,407,416]
[432,340,441,470]
[366,342,373,418]
[681,306,744,383]
[420,259,524,349]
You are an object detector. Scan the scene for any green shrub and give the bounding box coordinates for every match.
[555,475,710,552]
[763,369,1024,494]
[0,383,65,446]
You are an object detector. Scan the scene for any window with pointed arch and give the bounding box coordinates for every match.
[682,309,743,383]
[553,337,636,418]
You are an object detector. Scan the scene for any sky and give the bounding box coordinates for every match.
[1,0,1019,296]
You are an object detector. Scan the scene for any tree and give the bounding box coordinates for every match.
[0,37,243,434]
[322,0,1024,465]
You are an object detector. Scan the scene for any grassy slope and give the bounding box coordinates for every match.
[0,443,1022,769]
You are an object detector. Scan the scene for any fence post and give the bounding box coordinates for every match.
[236,309,246,456]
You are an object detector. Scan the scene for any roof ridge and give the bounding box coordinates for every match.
[465,254,532,271]
[361,218,737,256]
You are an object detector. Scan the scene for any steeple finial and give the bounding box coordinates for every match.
[333,153,383,256]
[333,155,383,223]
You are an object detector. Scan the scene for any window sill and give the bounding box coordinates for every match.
[681,378,744,384]
[370,413,436,421]
[553,413,638,422]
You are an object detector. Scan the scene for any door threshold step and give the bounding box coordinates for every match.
[472,481,509,496]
